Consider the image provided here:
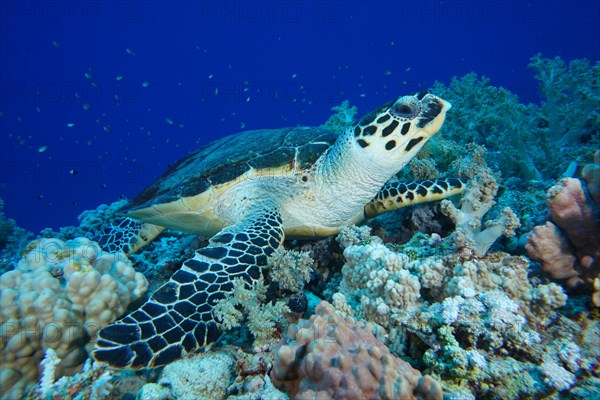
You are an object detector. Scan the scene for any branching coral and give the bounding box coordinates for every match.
[265,247,314,291]
[0,237,147,399]
[213,277,289,348]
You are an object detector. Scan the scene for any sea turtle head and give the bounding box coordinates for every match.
[352,91,451,165]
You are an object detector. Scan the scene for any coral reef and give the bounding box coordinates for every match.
[0,55,597,400]
[0,237,148,399]
[327,223,598,398]
[129,232,201,292]
[271,301,443,400]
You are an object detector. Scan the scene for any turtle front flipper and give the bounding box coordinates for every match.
[94,217,165,255]
[93,206,285,369]
[364,178,468,218]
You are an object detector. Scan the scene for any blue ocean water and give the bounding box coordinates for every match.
[0,0,599,233]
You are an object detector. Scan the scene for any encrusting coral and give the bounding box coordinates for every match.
[157,351,236,400]
[270,300,443,400]
[0,237,148,399]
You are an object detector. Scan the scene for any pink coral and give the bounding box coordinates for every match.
[526,176,600,305]
[270,301,442,400]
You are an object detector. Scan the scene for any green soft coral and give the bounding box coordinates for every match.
[429,55,599,182]
[321,100,357,132]
[528,53,600,147]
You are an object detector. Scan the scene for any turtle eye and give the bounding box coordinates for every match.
[390,97,420,119]
[395,104,413,115]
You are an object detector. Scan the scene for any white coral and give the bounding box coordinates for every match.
[441,296,466,325]
[480,291,525,330]
[338,243,419,326]
[540,359,575,391]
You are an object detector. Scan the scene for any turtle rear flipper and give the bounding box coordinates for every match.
[93,206,284,369]
[94,217,165,255]
[364,178,468,218]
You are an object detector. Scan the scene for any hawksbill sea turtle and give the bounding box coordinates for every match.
[92,91,467,369]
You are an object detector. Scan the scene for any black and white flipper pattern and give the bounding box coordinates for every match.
[364,178,468,218]
[94,217,165,255]
[93,207,284,369]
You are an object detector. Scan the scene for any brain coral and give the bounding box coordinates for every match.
[270,301,443,400]
[0,237,148,399]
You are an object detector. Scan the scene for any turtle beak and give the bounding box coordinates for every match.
[420,95,451,136]
[442,99,452,112]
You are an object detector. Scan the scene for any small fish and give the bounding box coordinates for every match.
[165,118,174,125]
[384,70,392,76]
[69,169,78,176]
[405,67,411,72]
[116,75,124,81]
[67,123,75,127]
[83,104,90,110]
[52,41,60,47]
[126,48,135,55]
[142,81,149,88]
[84,72,93,79]
[38,146,48,153]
